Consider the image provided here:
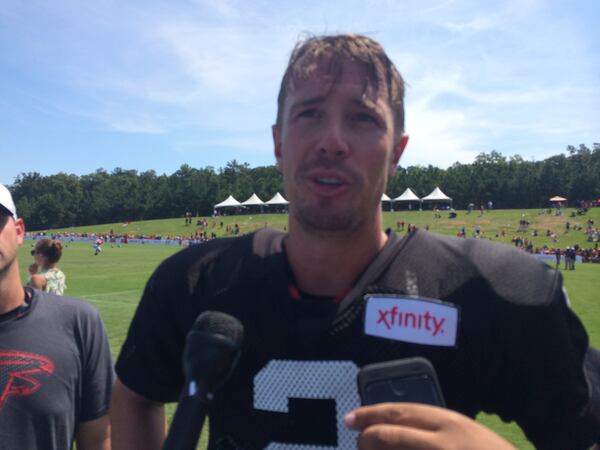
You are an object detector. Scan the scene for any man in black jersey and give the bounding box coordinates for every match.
[0,184,113,450]
[112,35,600,450]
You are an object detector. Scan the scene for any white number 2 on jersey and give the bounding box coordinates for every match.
[254,360,360,449]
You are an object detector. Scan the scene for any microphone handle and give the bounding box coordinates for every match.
[162,382,209,450]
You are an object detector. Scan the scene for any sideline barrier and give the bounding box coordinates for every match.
[24,236,586,262]
[533,253,582,264]
[25,236,196,247]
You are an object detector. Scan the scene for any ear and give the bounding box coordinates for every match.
[389,133,409,178]
[272,125,283,172]
[15,218,25,246]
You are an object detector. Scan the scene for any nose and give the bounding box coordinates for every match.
[316,118,350,159]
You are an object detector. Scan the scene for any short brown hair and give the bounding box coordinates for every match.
[33,239,63,265]
[275,33,405,140]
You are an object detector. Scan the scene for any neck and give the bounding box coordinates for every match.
[285,217,388,297]
[0,264,26,314]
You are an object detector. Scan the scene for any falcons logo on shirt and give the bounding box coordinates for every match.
[0,350,55,410]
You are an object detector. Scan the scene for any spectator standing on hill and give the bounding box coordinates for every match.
[566,246,576,270]
[526,240,534,253]
[111,34,600,450]
[27,238,67,295]
[0,184,113,450]
[567,247,573,270]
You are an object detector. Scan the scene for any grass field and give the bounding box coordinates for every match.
[44,206,600,251]
[20,208,600,449]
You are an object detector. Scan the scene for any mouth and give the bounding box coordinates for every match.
[304,173,352,198]
[298,162,355,196]
[314,176,344,186]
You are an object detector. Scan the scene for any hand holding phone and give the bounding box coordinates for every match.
[357,357,445,407]
[344,403,517,450]
[351,359,517,449]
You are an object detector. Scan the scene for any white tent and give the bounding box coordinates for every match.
[549,196,567,202]
[241,193,265,206]
[381,193,392,202]
[265,192,289,205]
[393,188,421,202]
[421,187,452,203]
[214,195,242,209]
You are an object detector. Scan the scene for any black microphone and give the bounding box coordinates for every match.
[162,311,244,450]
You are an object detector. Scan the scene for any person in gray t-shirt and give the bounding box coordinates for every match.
[0,183,113,450]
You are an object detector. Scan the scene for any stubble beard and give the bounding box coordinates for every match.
[292,201,364,235]
[286,159,387,236]
[289,162,365,235]
[290,184,384,236]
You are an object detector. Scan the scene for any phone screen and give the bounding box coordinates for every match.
[363,373,443,406]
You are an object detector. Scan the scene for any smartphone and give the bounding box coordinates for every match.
[357,357,445,407]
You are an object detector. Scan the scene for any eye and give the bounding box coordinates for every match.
[353,111,378,124]
[297,108,320,119]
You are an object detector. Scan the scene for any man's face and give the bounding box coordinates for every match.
[0,212,24,278]
[273,58,408,234]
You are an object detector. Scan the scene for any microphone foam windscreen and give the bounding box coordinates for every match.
[193,311,244,349]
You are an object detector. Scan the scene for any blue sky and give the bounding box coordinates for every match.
[1,0,599,185]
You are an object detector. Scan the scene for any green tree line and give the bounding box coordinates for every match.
[8,144,600,230]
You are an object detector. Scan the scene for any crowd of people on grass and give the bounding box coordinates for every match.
[393,219,600,263]
[24,218,252,247]
[27,216,600,264]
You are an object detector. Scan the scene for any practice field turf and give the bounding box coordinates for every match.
[19,209,600,449]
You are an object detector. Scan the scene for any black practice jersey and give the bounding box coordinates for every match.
[116,228,600,450]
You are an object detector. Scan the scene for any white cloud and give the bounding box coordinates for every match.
[193,0,242,20]
[109,117,166,134]
[155,22,267,100]
[443,16,498,32]
[404,97,480,167]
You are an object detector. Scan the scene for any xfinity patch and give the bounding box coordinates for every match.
[364,295,459,347]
